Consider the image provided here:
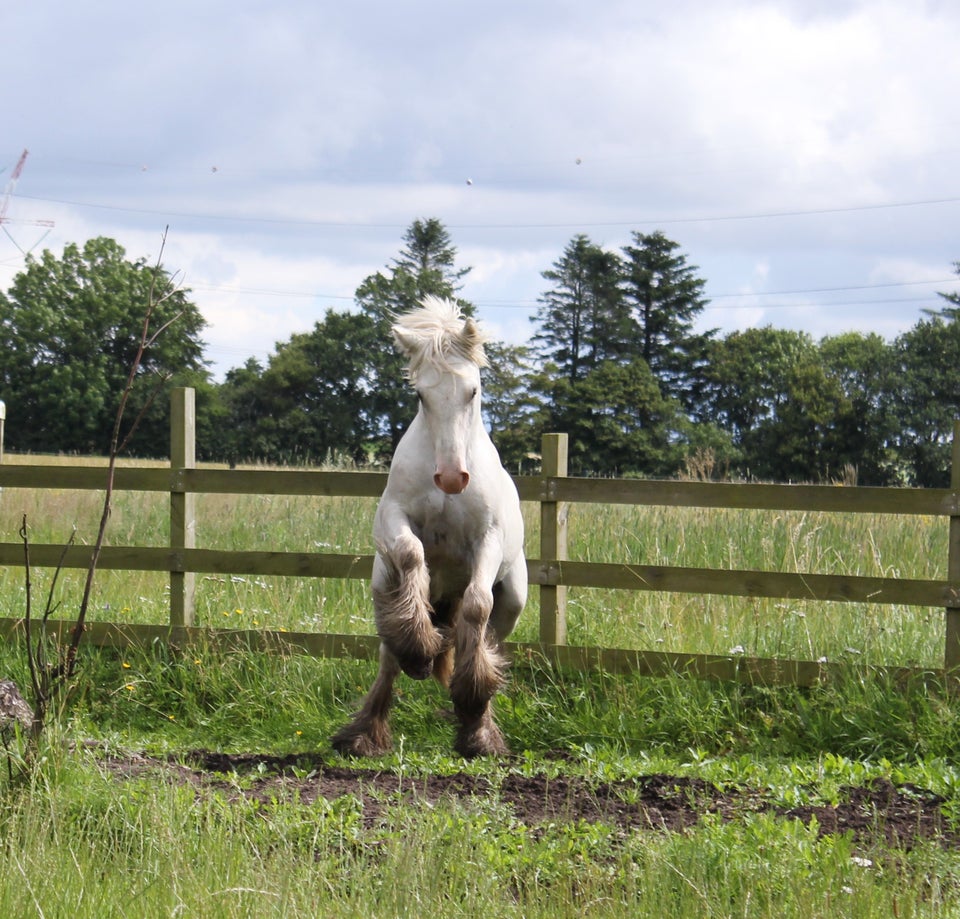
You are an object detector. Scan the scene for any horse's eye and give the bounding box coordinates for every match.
[470,387,478,401]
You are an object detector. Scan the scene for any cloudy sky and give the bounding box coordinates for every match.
[3,0,959,379]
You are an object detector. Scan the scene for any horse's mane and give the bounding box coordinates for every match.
[392,296,490,381]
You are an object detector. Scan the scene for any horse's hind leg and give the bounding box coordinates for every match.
[330,643,400,757]
[449,584,509,758]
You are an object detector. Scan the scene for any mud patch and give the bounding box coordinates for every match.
[97,749,960,851]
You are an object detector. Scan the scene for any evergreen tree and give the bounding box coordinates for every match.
[531,234,626,383]
[929,261,960,319]
[620,230,714,413]
[354,218,474,452]
[574,359,686,476]
[390,217,471,297]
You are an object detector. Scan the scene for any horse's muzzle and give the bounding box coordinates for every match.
[434,470,470,494]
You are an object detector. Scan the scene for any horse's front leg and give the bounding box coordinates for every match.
[449,543,511,758]
[373,547,436,679]
[373,518,446,680]
[330,643,400,756]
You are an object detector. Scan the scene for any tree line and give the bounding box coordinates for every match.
[1,221,959,486]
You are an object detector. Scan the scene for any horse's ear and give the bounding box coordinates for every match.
[462,318,483,349]
[461,318,489,365]
[392,326,418,357]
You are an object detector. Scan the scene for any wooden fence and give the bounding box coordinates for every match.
[1,387,959,687]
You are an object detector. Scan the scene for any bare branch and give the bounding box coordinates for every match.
[65,227,178,680]
[19,518,38,720]
[13,226,187,758]
[116,369,173,455]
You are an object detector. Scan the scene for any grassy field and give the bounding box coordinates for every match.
[0,454,949,665]
[0,456,959,916]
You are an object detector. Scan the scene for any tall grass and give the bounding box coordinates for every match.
[0,456,949,667]
[0,640,959,917]
[3,457,960,915]
[3,767,957,918]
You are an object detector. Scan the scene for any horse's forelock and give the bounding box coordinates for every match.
[393,297,489,381]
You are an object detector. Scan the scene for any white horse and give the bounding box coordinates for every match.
[331,296,527,758]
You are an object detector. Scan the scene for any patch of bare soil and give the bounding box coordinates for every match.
[98,749,960,851]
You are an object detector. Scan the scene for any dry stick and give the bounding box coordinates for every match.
[12,229,184,756]
[21,520,75,735]
[18,518,34,721]
[62,228,181,682]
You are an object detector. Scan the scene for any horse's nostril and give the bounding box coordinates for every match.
[434,470,469,495]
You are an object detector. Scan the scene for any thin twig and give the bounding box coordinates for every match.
[116,370,173,456]
[64,227,175,682]
[39,530,76,687]
[19,518,36,719]
[8,229,184,768]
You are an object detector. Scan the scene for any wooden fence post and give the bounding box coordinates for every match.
[539,432,568,645]
[946,420,960,684]
[169,387,196,628]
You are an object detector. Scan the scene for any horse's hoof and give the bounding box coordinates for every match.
[399,655,434,680]
[455,722,509,759]
[330,724,392,757]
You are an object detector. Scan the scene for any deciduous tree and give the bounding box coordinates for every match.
[706,327,846,481]
[888,316,960,486]
[818,331,896,484]
[0,237,208,455]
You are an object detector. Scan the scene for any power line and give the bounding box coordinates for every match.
[703,297,937,312]
[706,278,955,299]
[190,283,354,301]
[12,190,960,231]
[185,276,955,309]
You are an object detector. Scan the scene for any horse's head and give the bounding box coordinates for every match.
[392,298,489,496]
[412,361,481,494]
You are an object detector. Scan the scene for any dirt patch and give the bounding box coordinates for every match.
[97,749,960,851]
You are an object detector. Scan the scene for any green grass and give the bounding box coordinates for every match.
[1,643,960,917]
[0,458,950,666]
[2,458,960,916]
[4,773,955,918]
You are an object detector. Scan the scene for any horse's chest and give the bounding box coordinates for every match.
[412,498,485,575]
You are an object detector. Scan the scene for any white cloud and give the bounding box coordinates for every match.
[2,0,959,378]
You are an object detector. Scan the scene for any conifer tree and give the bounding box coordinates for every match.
[620,230,714,413]
[354,218,474,451]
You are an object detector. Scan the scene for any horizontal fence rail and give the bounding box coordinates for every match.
[1,388,959,687]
